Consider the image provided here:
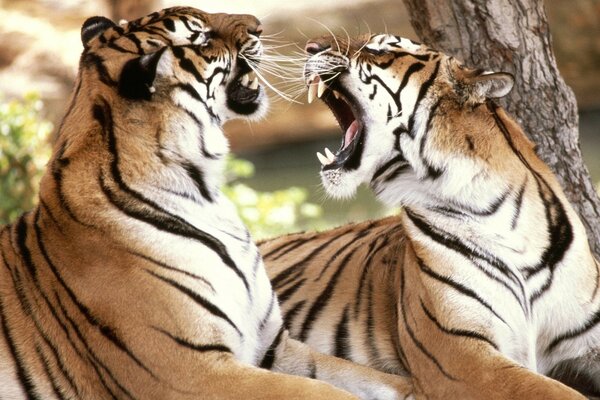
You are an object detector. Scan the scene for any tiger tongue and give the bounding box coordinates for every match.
[342,120,359,150]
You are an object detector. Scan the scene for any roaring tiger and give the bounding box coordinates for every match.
[0,10,414,399]
[261,33,600,399]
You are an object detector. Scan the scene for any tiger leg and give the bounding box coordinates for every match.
[397,250,585,399]
[402,344,587,400]
[270,330,414,400]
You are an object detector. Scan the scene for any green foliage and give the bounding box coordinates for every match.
[0,93,52,225]
[223,157,323,239]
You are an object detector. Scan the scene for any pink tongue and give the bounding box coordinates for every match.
[343,120,359,150]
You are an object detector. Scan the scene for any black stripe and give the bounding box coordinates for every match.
[334,306,350,359]
[180,161,213,201]
[365,278,382,364]
[308,357,317,379]
[171,46,205,83]
[176,82,203,101]
[440,187,512,217]
[38,199,64,235]
[94,100,250,292]
[277,278,306,304]
[0,296,41,400]
[52,292,130,400]
[163,18,176,32]
[3,232,81,398]
[82,53,117,87]
[353,224,403,316]
[315,224,378,280]
[270,232,351,290]
[178,105,219,160]
[282,300,306,332]
[35,344,68,400]
[408,61,440,139]
[488,103,573,297]
[259,328,284,370]
[415,255,508,325]
[2,234,83,397]
[34,220,156,380]
[371,155,407,182]
[418,99,445,180]
[420,299,498,350]
[261,235,316,261]
[51,143,91,227]
[399,262,457,381]
[15,215,38,284]
[406,209,526,308]
[145,269,242,336]
[299,247,358,342]
[153,327,231,353]
[546,307,600,354]
[128,250,215,292]
[511,177,527,230]
[258,294,276,332]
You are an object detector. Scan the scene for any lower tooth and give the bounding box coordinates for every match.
[241,74,249,86]
[250,78,259,90]
[325,148,335,161]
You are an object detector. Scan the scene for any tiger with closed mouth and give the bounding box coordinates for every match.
[261,33,600,399]
[0,10,413,399]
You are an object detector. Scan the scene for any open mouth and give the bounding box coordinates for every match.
[307,74,364,171]
[227,59,261,115]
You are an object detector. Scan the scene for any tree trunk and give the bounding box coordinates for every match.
[401,0,600,259]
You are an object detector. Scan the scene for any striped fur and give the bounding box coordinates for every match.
[262,34,600,399]
[0,14,412,400]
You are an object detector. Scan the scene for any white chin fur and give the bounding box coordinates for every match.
[246,89,269,122]
[320,168,361,200]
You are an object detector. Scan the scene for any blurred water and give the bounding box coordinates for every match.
[241,110,600,228]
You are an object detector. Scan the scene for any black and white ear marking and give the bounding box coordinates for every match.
[81,16,117,47]
[118,48,167,100]
[471,72,515,98]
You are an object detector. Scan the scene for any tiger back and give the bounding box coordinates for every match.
[261,33,600,399]
[0,9,412,400]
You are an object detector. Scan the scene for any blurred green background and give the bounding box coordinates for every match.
[0,0,598,239]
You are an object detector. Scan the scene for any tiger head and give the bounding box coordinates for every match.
[305,34,516,207]
[51,7,268,206]
[80,6,267,122]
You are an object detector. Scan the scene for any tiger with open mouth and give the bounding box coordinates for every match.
[261,33,600,399]
[0,10,414,399]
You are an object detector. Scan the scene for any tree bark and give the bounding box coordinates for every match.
[401,0,600,258]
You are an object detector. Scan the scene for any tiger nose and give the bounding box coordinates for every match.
[249,24,263,37]
[305,37,331,54]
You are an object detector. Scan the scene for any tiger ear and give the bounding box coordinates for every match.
[81,16,117,47]
[468,72,515,99]
[450,59,514,100]
[118,48,169,100]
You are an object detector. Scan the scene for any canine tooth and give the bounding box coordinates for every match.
[317,80,326,98]
[324,147,335,161]
[333,90,340,99]
[308,82,316,104]
[249,77,259,90]
[316,152,330,166]
[307,73,318,85]
[241,74,249,86]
